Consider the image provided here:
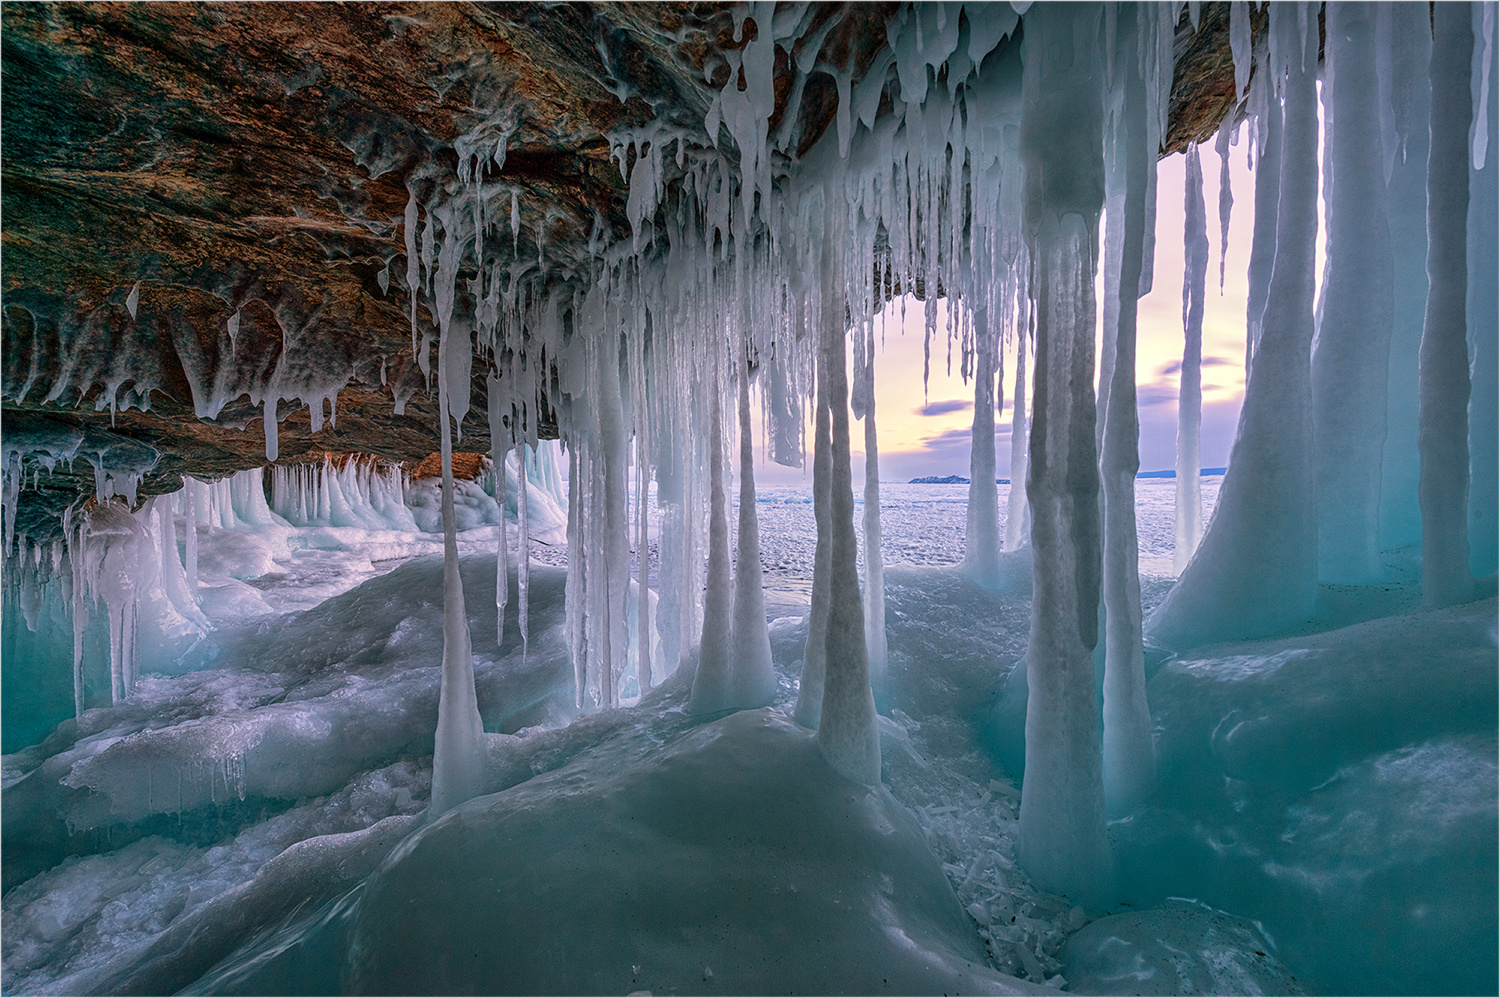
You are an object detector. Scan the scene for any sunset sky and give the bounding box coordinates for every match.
[753,129,1322,486]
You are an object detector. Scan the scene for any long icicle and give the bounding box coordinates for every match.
[1174,142,1208,574]
[861,320,887,690]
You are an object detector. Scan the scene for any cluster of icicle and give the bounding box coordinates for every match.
[404,0,1497,901]
[2,473,279,718]
[1156,0,1498,648]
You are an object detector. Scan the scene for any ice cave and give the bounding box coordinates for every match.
[1,1,1496,995]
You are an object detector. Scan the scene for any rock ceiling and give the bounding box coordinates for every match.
[1,1,1258,536]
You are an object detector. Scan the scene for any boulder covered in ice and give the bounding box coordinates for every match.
[1058,899,1299,996]
[348,708,1053,996]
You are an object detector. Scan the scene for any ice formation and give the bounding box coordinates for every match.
[4,1,1499,995]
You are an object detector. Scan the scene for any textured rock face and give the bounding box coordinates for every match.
[1,1,1248,534]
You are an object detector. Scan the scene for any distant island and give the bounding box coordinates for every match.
[908,468,1228,484]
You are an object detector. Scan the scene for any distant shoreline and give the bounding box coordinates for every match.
[907,468,1227,485]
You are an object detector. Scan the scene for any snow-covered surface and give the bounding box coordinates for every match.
[2,503,1495,995]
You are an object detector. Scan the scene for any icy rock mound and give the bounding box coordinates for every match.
[1116,597,1499,995]
[1058,899,1298,996]
[349,709,1053,996]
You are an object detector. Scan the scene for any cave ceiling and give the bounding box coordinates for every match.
[0,1,1257,537]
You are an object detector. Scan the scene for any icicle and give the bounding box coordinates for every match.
[814,224,879,786]
[1419,4,1477,608]
[1014,2,1110,906]
[1230,1,1252,100]
[1244,56,1283,376]
[635,433,652,694]
[428,260,486,819]
[488,374,509,649]
[517,445,530,653]
[962,306,1002,585]
[1311,3,1395,585]
[126,281,140,319]
[1474,1,1495,171]
[795,334,832,729]
[1215,110,1235,293]
[1004,302,1031,553]
[688,343,736,714]
[860,321,887,688]
[725,346,777,709]
[1174,142,1208,575]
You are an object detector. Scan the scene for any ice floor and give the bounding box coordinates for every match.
[3,478,1496,995]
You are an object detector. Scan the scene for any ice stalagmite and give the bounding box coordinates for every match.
[815,225,880,787]
[1174,142,1208,575]
[428,275,485,821]
[1379,3,1433,553]
[1004,318,1031,553]
[963,307,1003,587]
[860,323,887,688]
[1014,1,1110,904]
[1419,3,1475,609]
[795,340,832,729]
[1312,2,1394,585]
[488,375,509,648]
[1151,2,1320,648]
[1100,3,1154,818]
[1466,2,1498,579]
[688,345,736,714]
[726,350,777,708]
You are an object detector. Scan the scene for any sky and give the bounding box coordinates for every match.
[754,132,1290,487]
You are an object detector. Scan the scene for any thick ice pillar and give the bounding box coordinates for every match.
[1100,5,1155,818]
[1149,4,1320,649]
[1420,4,1476,608]
[815,225,880,786]
[725,350,777,708]
[688,346,737,713]
[1467,3,1498,579]
[1014,1,1111,905]
[963,307,1004,586]
[1378,3,1432,552]
[1313,2,1395,584]
[794,337,832,729]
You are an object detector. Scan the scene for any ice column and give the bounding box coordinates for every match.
[860,322,888,688]
[1014,1,1111,904]
[726,349,777,708]
[1004,317,1032,552]
[1378,3,1433,552]
[488,375,509,648]
[1466,2,1498,579]
[1174,142,1208,575]
[1419,4,1476,608]
[517,444,530,652]
[963,306,1003,586]
[428,271,485,820]
[815,225,880,786]
[794,338,832,729]
[1313,3,1395,585]
[1100,4,1155,818]
[688,344,736,714]
[1150,3,1320,648]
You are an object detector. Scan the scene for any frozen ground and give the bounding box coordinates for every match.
[3,473,1495,995]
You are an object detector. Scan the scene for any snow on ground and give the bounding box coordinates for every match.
[2,474,1494,995]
